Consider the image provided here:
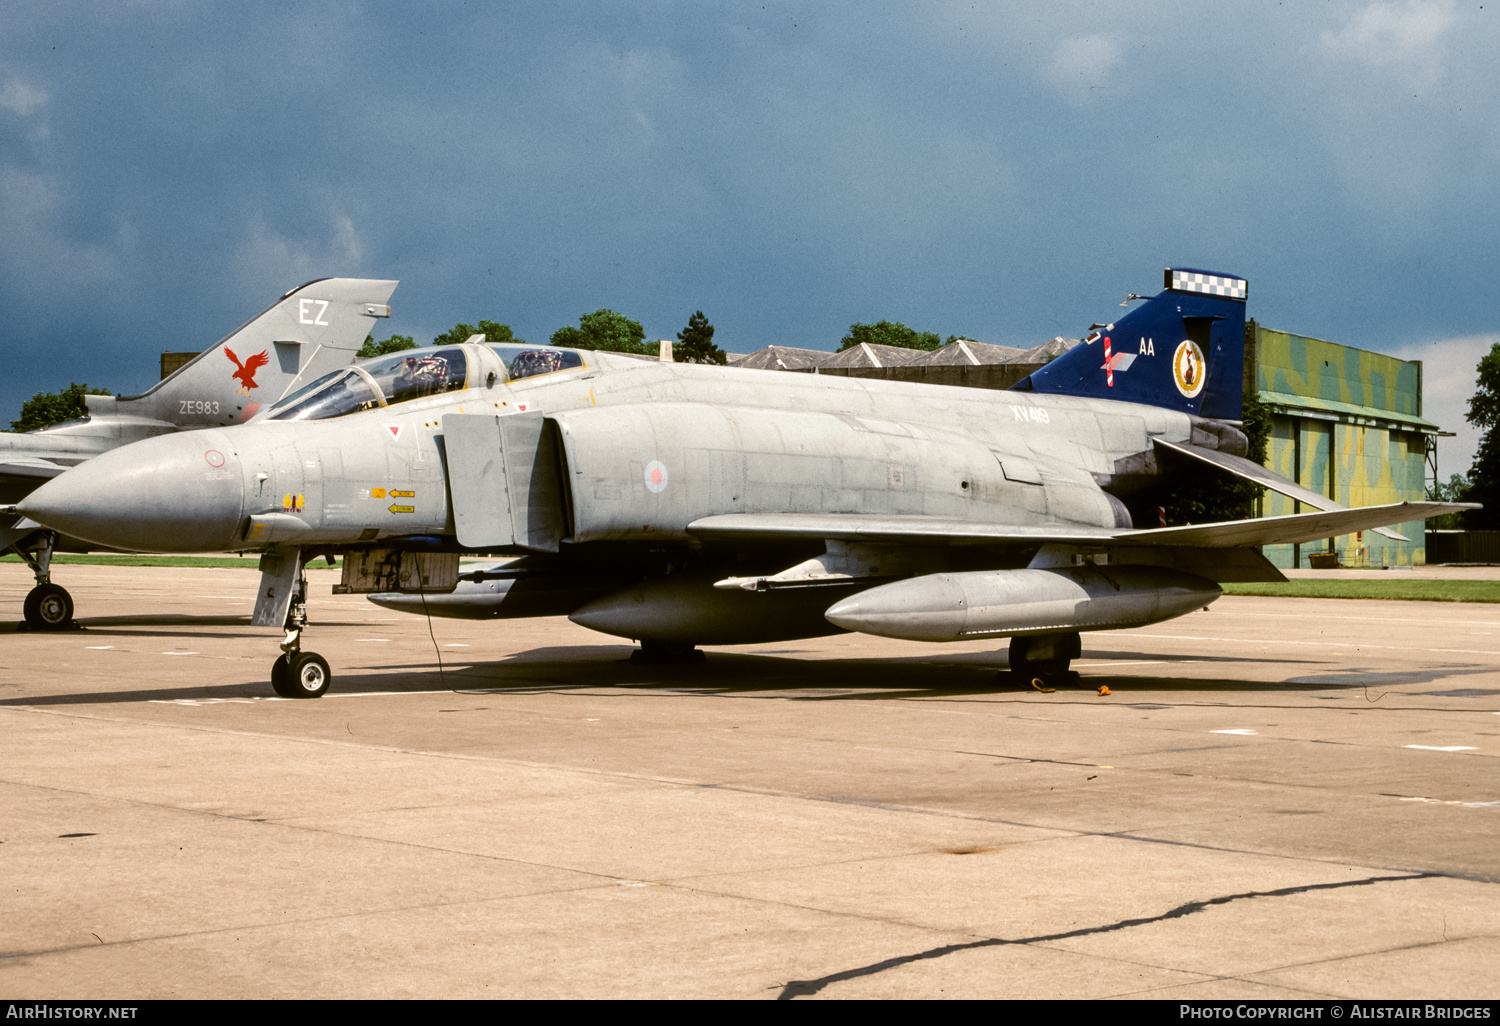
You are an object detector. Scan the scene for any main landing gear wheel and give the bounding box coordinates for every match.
[630,640,706,664]
[1007,632,1082,691]
[23,583,75,631]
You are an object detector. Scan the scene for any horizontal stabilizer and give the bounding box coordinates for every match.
[0,458,70,481]
[1155,437,1405,541]
[1124,501,1475,548]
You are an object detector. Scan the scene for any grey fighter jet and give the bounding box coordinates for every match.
[1,278,397,628]
[18,269,1473,696]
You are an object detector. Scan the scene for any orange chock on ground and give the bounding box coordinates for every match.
[1097,685,1112,696]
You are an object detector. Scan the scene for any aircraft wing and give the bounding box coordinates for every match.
[689,501,1475,550]
[1154,436,1407,541]
[688,513,1121,545]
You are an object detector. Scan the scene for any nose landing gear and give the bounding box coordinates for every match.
[265,554,331,698]
[18,532,76,631]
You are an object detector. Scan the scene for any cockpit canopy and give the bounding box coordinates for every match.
[491,344,584,381]
[264,343,587,423]
[269,347,468,422]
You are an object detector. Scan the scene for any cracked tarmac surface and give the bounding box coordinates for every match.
[1,564,1498,998]
[775,873,1444,998]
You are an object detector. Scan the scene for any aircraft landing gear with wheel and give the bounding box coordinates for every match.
[273,651,330,698]
[1008,632,1081,692]
[18,532,75,631]
[270,562,331,698]
[630,639,706,664]
[23,581,75,630]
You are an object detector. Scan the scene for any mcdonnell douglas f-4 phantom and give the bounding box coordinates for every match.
[1,278,397,628]
[17,269,1473,696]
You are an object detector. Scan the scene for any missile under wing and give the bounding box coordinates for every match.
[18,268,1474,696]
[1,278,397,629]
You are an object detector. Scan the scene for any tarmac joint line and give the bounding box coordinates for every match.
[775,871,1440,999]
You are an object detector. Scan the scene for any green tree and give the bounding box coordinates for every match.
[1463,342,1500,528]
[10,382,111,432]
[675,310,726,365]
[550,309,649,355]
[357,334,416,359]
[432,320,524,348]
[838,320,941,352]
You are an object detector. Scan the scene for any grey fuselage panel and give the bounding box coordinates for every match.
[25,345,1207,557]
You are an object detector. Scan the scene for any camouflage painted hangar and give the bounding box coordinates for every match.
[1246,322,1438,568]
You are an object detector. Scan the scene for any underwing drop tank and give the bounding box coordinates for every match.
[569,575,869,645]
[822,566,1221,643]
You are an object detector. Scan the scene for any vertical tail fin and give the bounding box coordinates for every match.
[1013,268,1247,420]
[110,278,398,427]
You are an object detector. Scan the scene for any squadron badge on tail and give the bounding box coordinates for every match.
[225,347,270,394]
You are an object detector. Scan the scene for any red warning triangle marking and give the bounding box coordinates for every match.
[384,423,402,441]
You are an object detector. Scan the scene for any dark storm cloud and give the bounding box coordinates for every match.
[1,1,1495,465]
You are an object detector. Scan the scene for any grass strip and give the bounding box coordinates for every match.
[1223,579,1500,603]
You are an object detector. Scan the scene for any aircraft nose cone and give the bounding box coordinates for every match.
[19,431,245,552]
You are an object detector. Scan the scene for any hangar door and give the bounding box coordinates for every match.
[442,412,565,552]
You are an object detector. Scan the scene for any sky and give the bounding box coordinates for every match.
[1,0,1496,476]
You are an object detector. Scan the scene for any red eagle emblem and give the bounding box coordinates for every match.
[225,346,270,394]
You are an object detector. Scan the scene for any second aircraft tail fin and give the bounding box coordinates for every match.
[107,277,398,427]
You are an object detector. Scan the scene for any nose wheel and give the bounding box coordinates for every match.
[272,651,331,698]
[270,562,332,698]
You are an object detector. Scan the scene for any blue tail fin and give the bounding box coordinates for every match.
[1013,268,1248,420]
